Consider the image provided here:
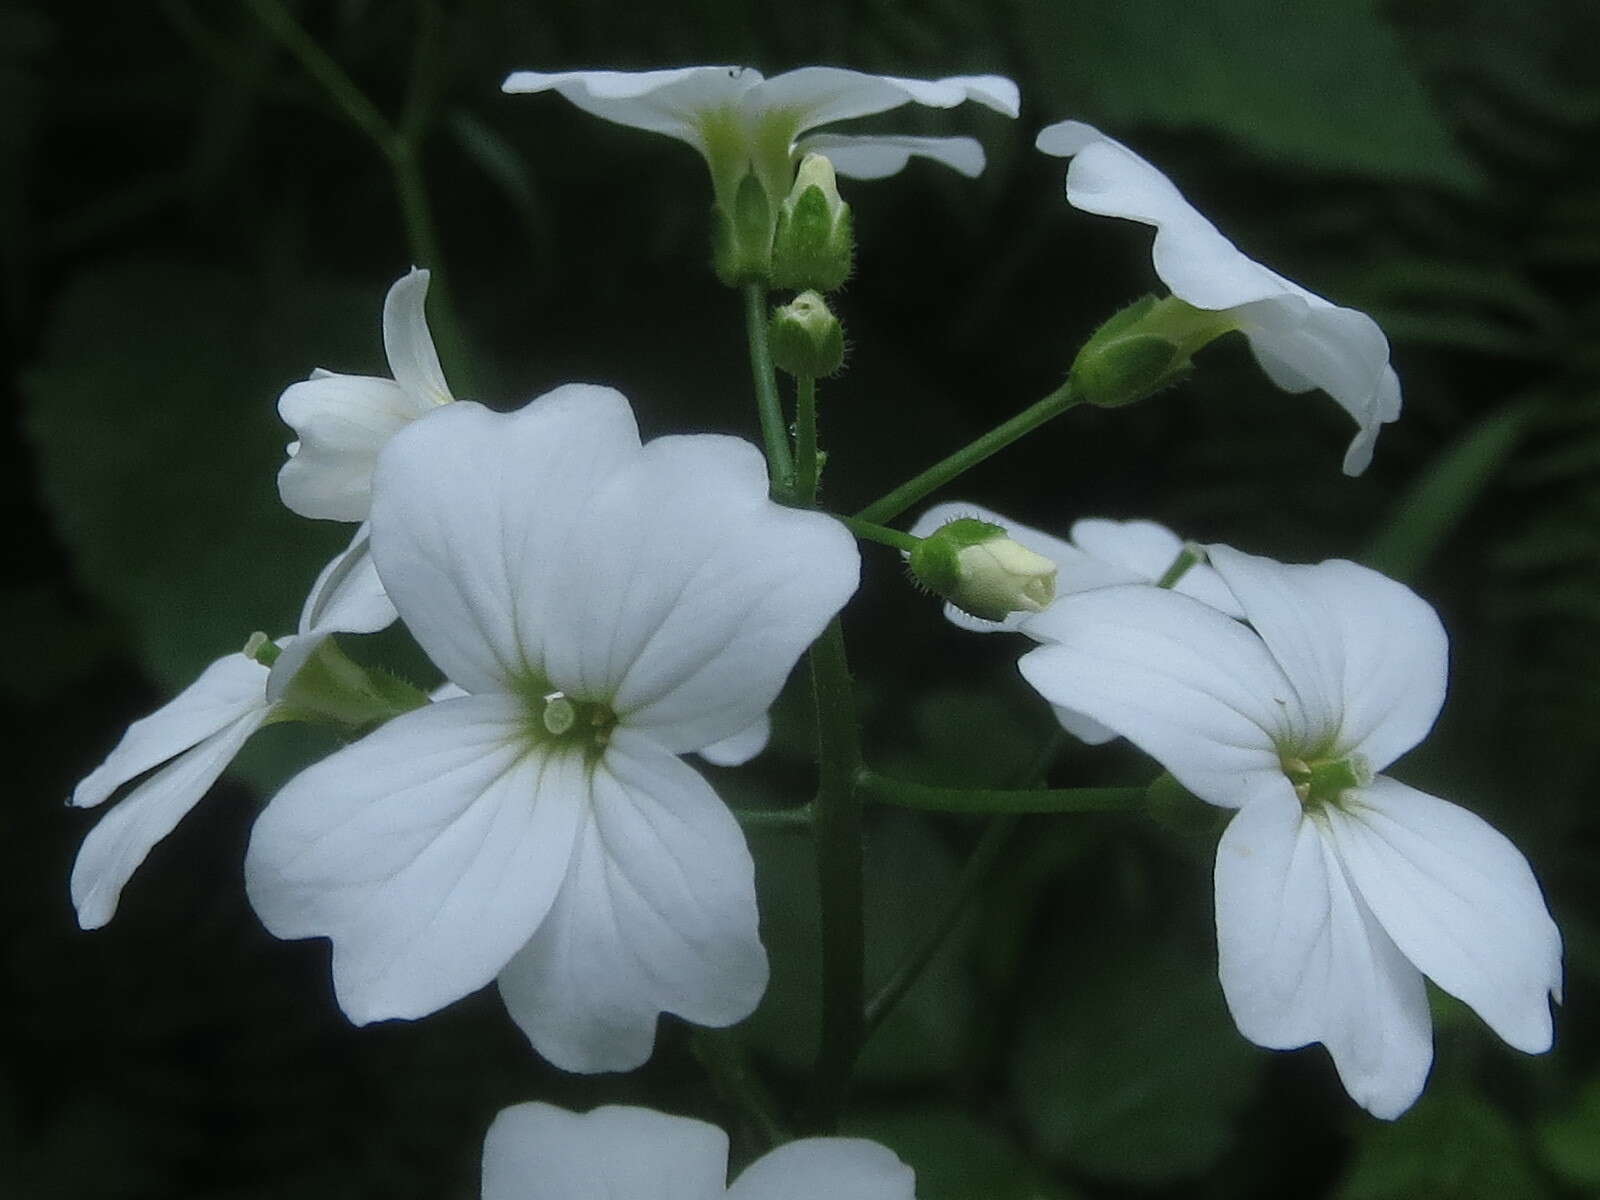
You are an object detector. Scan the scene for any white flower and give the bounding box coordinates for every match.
[482,1102,915,1200]
[500,65,1019,205]
[244,385,860,1072]
[68,526,395,929]
[277,267,454,523]
[1016,545,1562,1118]
[1035,121,1401,475]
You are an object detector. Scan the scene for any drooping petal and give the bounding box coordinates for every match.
[698,713,771,767]
[497,728,767,1073]
[297,523,397,637]
[244,695,587,1024]
[541,433,858,755]
[72,650,269,809]
[72,706,271,929]
[368,388,641,694]
[1214,792,1433,1119]
[1207,546,1447,771]
[728,1138,916,1200]
[1018,586,1301,805]
[500,66,755,151]
[277,372,420,522]
[1068,517,1243,616]
[796,132,986,179]
[381,268,453,407]
[481,1103,728,1200]
[1325,776,1561,1054]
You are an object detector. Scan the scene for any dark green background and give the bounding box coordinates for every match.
[6,1,1600,1196]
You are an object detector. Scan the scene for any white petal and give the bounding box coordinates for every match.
[1214,792,1433,1119]
[71,706,270,929]
[1207,546,1447,771]
[1051,704,1118,745]
[758,68,1017,135]
[264,632,323,705]
[543,434,858,755]
[72,651,269,809]
[697,713,771,767]
[1325,776,1561,1054]
[729,1138,916,1200]
[369,388,641,694]
[482,1102,729,1200]
[277,372,420,521]
[1068,517,1243,616]
[500,66,754,151]
[295,523,397,638]
[796,132,986,179]
[1018,586,1301,805]
[244,695,587,1024]
[497,728,767,1073]
[381,268,453,407]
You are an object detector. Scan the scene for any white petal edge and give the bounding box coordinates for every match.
[728,1138,917,1200]
[698,713,771,767]
[481,1102,729,1200]
[1068,517,1243,617]
[382,267,453,407]
[757,68,1018,134]
[797,132,986,179]
[244,695,587,1024]
[1326,776,1561,1054]
[277,372,420,522]
[500,66,753,150]
[497,728,767,1073]
[296,522,397,637]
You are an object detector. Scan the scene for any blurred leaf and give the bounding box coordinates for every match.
[1014,0,1480,189]
[1011,937,1263,1186]
[880,688,1050,788]
[847,1106,1081,1200]
[1335,1090,1548,1199]
[1535,1076,1600,1189]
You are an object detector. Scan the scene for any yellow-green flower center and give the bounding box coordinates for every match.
[515,676,616,757]
[1280,752,1371,812]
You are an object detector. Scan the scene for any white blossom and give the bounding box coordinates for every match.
[1036,121,1401,475]
[482,1102,915,1200]
[1016,545,1561,1117]
[244,385,859,1072]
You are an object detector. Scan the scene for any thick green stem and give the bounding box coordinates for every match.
[691,1029,789,1150]
[856,380,1078,524]
[794,374,819,500]
[836,515,919,553]
[805,619,865,1130]
[743,283,795,495]
[858,769,1146,815]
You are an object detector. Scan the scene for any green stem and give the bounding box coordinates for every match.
[244,0,395,153]
[858,769,1146,815]
[691,1029,789,1150]
[390,147,471,391]
[1156,543,1203,589]
[836,515,919,553]
[863,814,1018,1037]
[805,619,865,1130]
[794,374,819,501]
[856,380,1078,524]
[730,803,815,830]
[743,283,795,495]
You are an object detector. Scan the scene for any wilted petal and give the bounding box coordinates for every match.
[500,66,753,150]
[244,695,587,1024]
[543,434,858,755]
[1018,585,1300,805]
[497,728,767,1073]
[277,372,420,522]
[1208,546,1447,771]
[796,133,986,179]
[369,388,641,694]
[1326,776,1561,1054]
[728,1138,916,1200]
[381,268,453,407]
[72,651,268,809]
[698,714,771,767]
[482,1103,729,1200]
[72,706,270,929]
[1069,517,1243,616]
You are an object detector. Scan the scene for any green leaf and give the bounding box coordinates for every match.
[1012,937,1263,1186]
[847,1107,1081,1200]
[1336,1090,1548,1199]
[1016,0,1480,189]
[1535,1077,1600,1189]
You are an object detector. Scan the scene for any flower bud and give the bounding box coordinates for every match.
[1070,295,1237,409]
[711,169,775,287]
[772,153,854,292]
[909,518,1058,622]
[768,290,845,378]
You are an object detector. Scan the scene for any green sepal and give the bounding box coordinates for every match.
[907,517,1008,606]
[1069,294,1236,409]
[270,636,431,735]
[772,185,854,292]
[711,171,775,287]
[1143,771,1225,839]
[768,290,845,378]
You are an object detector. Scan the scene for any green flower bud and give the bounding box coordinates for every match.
[771,153,854,293]
[1070,294,1238,409]
[909,518,1058,622]
[768,290,845,378]
[711,169,775,287]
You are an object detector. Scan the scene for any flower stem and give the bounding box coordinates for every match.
[743,283,795,496]
[835,515,919,553]
[855,380,1079,524]
[730,803,815,830]
[794,374,819,500]
[690,1028,790,1150]
[857,769,1146,815]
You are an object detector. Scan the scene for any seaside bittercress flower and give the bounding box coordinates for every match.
[244,385,860,1072]
[1016,545,1562,1117]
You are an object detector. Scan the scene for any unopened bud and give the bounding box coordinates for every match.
[1070,295,1237,409]
[772,153,854,292]
[768,290,845,378]
[909,518,1058,622]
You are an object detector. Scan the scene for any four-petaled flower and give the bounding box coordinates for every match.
[1016,545,1561,1117]
[1036,121,1402,475]
[244,385,859,1072]
[482,1102,915,1200]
